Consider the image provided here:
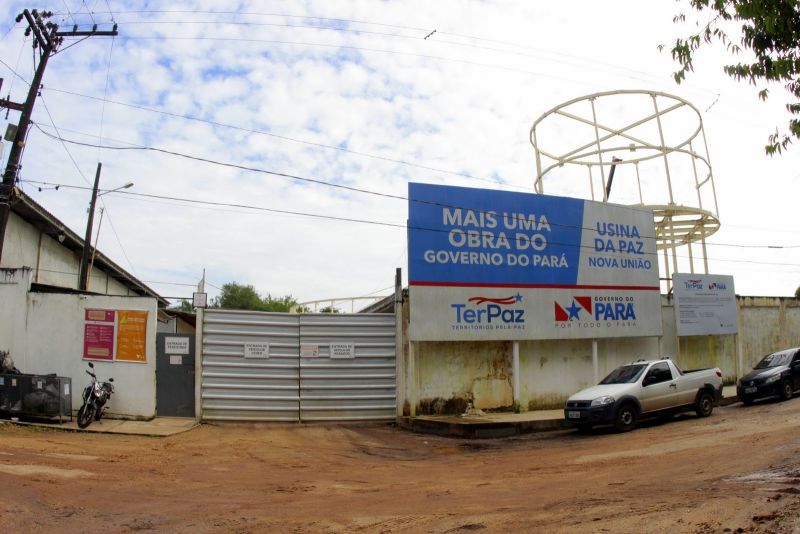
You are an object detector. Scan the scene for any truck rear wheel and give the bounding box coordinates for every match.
[614,404,637,432]
[695,391,714,417]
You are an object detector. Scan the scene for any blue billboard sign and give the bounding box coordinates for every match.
[407,183,662,341]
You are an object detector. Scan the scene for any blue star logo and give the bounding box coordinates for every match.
[565,301,582,320]
[515,292,523,303]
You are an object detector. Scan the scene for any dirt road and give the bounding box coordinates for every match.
[2,398,800,533]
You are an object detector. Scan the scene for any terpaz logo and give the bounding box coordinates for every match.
[451,293,525,326]
[684,279,704,290]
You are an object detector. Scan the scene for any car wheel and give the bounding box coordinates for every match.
[780,380,793,401]
[614,404,637,432]
[695,391,714,417]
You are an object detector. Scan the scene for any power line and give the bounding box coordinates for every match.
[50,8,716,95]
[25,127,800,252]
[20,179,800,270]
[36,97,139,276]
[43,87,520,190]
[59,9,431,33]
[60,0,77,25]
[100,206,137,277]
[28,126,800,249]
[105,18,684,92]
[115,35,594,87]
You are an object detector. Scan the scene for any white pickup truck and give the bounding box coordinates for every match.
[564,358,723,432]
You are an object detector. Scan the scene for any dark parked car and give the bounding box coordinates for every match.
[737,347,800,405]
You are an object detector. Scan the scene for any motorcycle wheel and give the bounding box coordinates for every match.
[77,403,95,429]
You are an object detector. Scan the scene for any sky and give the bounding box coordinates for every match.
[1,1,798,307]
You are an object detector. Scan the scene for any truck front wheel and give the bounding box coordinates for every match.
[695,391,714,417]
[614,404,638,432]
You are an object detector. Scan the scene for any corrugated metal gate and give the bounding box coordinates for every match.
[200,309,396,422]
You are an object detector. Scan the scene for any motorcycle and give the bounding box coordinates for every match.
[77,362,114,429]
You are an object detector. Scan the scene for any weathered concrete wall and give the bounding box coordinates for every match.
[22,292,158,418]
[403,295,800,414]
[738,297,800,369]
[415,341,512,414]
[0,267,32,364]
[0,270,158,419]
[3,211,133,296]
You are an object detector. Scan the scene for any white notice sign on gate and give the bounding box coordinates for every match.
[165,336,190,355]
[300,344,320,358]
[330,343,355,359]
[244,342,269,358]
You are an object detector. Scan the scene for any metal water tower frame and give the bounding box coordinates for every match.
[530,90,720,292]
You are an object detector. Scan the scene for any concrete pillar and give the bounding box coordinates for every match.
[408,341,417,417]
[512,341,520,412]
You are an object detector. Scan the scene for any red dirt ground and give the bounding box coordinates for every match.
[2,398,800,533]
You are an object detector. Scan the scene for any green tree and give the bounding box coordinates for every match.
[212,283,263,310]
[663,0,800,154]
[261,294,299,312]
[211,282,298,312]
[795,285,800,298]
[319,305,341,313]
[166,299,194,312]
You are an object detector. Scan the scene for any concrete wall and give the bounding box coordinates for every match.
[401,295,800,415]
[2,211,133,295]
[0,267,32,364]
[0,268,158,418]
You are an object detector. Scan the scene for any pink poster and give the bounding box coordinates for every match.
[83,309,115,361]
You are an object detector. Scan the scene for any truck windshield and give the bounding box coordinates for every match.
[754,352,792,369]
[600,364,647,384]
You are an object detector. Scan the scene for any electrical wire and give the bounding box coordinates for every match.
[43,87,527,190]
[103,18,688,93]
[19,179,800,269]
[35,99,139,276]
[0,56,30,86]
[82,0,97,25]
[60,0,77,25]
[50,7,708,91]
[116,35,593,88]
[59,9,431,33]
[27,126,800,251]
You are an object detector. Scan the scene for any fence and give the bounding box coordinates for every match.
[200,309,396,422]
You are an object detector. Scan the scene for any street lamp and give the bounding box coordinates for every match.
[78,162,133,290]
[87,181,134,289]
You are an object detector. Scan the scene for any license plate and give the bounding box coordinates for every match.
[567,411,581,419]
[744,387,757,394]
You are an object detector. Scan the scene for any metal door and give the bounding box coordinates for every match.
[200,309,300,422]
[299,313,396,421]
[198,309,396,422]
[156,333,196,417]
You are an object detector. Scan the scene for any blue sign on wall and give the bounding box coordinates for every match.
[407,182,662,341]
[409,182,585,286]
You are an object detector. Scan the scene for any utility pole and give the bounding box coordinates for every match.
[79,162,102,290]
[0,9,117,265]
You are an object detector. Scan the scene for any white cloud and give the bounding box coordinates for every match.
[1,0,798,304]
